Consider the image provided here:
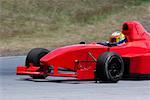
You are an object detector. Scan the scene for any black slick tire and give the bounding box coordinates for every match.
[96,52,124,83]
[25,48,49,79]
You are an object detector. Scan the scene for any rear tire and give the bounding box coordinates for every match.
[96,52,124,83]
[25,48,50,79]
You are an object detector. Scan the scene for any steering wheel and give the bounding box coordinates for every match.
[97,41,117,47]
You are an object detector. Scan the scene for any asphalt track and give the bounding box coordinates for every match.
[0,56,150,100]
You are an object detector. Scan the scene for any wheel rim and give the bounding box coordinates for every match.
[107,56,123,80]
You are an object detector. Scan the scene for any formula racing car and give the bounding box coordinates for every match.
[16,21,150,83]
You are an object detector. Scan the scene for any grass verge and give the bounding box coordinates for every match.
[0,0,150,56]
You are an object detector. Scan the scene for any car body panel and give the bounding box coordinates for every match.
[40,44,108,71]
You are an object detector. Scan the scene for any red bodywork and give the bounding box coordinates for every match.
[17,21,150,80]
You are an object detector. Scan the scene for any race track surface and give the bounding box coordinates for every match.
[0,56,150,100]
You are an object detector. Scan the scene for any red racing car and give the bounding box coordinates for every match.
[17,21,150,83]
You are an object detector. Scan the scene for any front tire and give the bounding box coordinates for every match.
[25,48,50,79]
[96,52,124,83]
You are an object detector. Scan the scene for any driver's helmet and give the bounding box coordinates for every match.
[110,31,126,44]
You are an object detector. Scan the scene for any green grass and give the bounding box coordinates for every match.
[140,0,150,2]
[0,0,150,56]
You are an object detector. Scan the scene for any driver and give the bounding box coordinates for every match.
[109,31,126,45]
